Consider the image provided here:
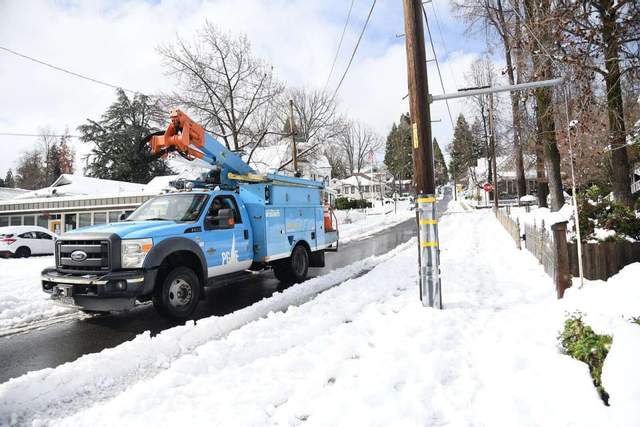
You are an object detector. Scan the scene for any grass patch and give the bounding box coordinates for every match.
[558,312,612,405]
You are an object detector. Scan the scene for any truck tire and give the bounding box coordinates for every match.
[153,266,201,319]
[15,247,31,258]
[273,244,309,284]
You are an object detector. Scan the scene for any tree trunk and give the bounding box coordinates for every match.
[599,0,632,206]
[525,0,564,211]
[496,0,527,199]
[534,103,549,207]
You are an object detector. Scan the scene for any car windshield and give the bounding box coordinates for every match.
[126,194,209,222]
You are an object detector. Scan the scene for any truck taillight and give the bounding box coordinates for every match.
[1,238,16,245]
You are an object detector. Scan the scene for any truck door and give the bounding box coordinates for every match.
[203,195,252,277]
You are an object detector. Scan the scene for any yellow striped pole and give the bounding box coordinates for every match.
[417,194,442,308]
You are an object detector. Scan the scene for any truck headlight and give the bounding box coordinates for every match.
[121,239,153,268]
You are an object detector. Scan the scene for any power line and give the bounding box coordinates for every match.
[332,0,377,100]
[429,0,459,90]
[0,45,139,95]
[324,0,356,91]
[421,4,455,129]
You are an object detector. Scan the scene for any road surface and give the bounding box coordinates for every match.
[0,196,449,382]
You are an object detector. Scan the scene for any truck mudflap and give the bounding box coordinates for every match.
[41,267,158,312]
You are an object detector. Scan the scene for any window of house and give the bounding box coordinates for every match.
[94,212,107,224]
[37,216,48,228]
[79,213,92,228]
[64,213,77,232]
[108,211,121,223]
[0,217,8,227]
[10,216,22,226]
[23,216,35,226]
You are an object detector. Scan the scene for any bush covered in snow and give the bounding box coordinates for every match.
[577,185,640,241]
[335,197,372,210]
[559,312,612,404]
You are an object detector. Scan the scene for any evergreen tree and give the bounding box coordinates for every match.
[384,114,413,190]
[16,150,46,190]
[448,114,474,180]
[470,118,486,160]
[0,176,4,187]
[433,138,449,186]
[78,89,172,183]
[4,169,15,188]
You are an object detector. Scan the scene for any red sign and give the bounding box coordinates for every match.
[482,182,494,192]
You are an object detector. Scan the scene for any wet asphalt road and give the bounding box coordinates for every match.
[0,196,449,383]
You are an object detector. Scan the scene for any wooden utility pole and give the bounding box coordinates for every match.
[488,93,498,210]
[289,99,299,175]
[402,0,441,309]
[402,0,435,196]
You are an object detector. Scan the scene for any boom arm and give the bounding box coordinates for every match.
[149,110,257,188]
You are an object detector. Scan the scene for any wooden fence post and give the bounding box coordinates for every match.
[515,219,521,250]
[551,221,571,298]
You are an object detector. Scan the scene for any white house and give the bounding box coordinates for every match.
[465,155,538,201]
[334,173,387,200]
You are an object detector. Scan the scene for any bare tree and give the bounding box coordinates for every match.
[555,0,640,206]
[275,87,344,169]
[159,22,284,156]
[523,0,565,211]
[454,0,528,199]
[336,121,383,198]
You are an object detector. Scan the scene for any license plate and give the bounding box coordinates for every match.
[57,296,76,306]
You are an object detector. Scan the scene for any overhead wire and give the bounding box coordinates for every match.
[331,0,377,100]
[324,0,357,91]
[0,45,140,95]
[421,4,455,129]
[0,132,80,138]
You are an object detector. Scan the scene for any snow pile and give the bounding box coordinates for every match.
[0,256,75,334]
[601,324,640,427]
[5,209,639,425]
[335,199,414,243]
[509,204,574,236]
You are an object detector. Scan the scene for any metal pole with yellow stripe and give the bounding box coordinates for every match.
[417,195,442,308]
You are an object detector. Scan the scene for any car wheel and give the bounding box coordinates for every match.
[15,247,31,258]
[153,267,201,319]
[273,244,309,284]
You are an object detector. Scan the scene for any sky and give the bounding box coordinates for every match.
[0,0,495,178]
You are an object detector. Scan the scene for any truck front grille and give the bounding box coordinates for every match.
[57,240,110,273]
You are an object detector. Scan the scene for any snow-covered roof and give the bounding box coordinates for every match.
[14,174,148,199]
[340,175,377,186]
[0,187,29,200]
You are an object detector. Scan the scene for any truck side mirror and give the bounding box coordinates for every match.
[206,208,235,229]
[119,212,128,221]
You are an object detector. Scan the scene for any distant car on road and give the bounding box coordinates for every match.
[0,226,56,258]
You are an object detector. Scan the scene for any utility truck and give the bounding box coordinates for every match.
[41,110,339,319]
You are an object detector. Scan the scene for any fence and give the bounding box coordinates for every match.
[524,220,556,278]
[494,208,521,249]
[567,241,640,281]
[494,207,640,297]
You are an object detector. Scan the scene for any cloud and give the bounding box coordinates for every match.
[0,0,484,178]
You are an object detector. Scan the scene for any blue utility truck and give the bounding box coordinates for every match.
[41,110,338,319]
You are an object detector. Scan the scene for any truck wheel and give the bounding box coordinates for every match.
[273,245,310,284]
[153,267,201,319]
[15,247,31,258]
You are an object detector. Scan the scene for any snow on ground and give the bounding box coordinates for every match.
[0,256,76,335]
[3,203,638,426]
[335,199,414,243]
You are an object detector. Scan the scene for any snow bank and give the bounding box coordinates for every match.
[601,324,640,427]
[0,256,75,334]
[0,241,413,426]
[335,199,414,243]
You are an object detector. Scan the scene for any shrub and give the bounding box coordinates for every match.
[558,312,612,404]
[576,185,640,241]
[335,197,372,210]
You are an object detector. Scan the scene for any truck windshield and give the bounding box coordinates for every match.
[126,194,209,222]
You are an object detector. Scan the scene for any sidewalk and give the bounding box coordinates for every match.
[3,204,638,426]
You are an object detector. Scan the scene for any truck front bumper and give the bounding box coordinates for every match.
[41,267,158,312]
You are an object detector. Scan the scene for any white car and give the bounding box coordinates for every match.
[0,226,56,258]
